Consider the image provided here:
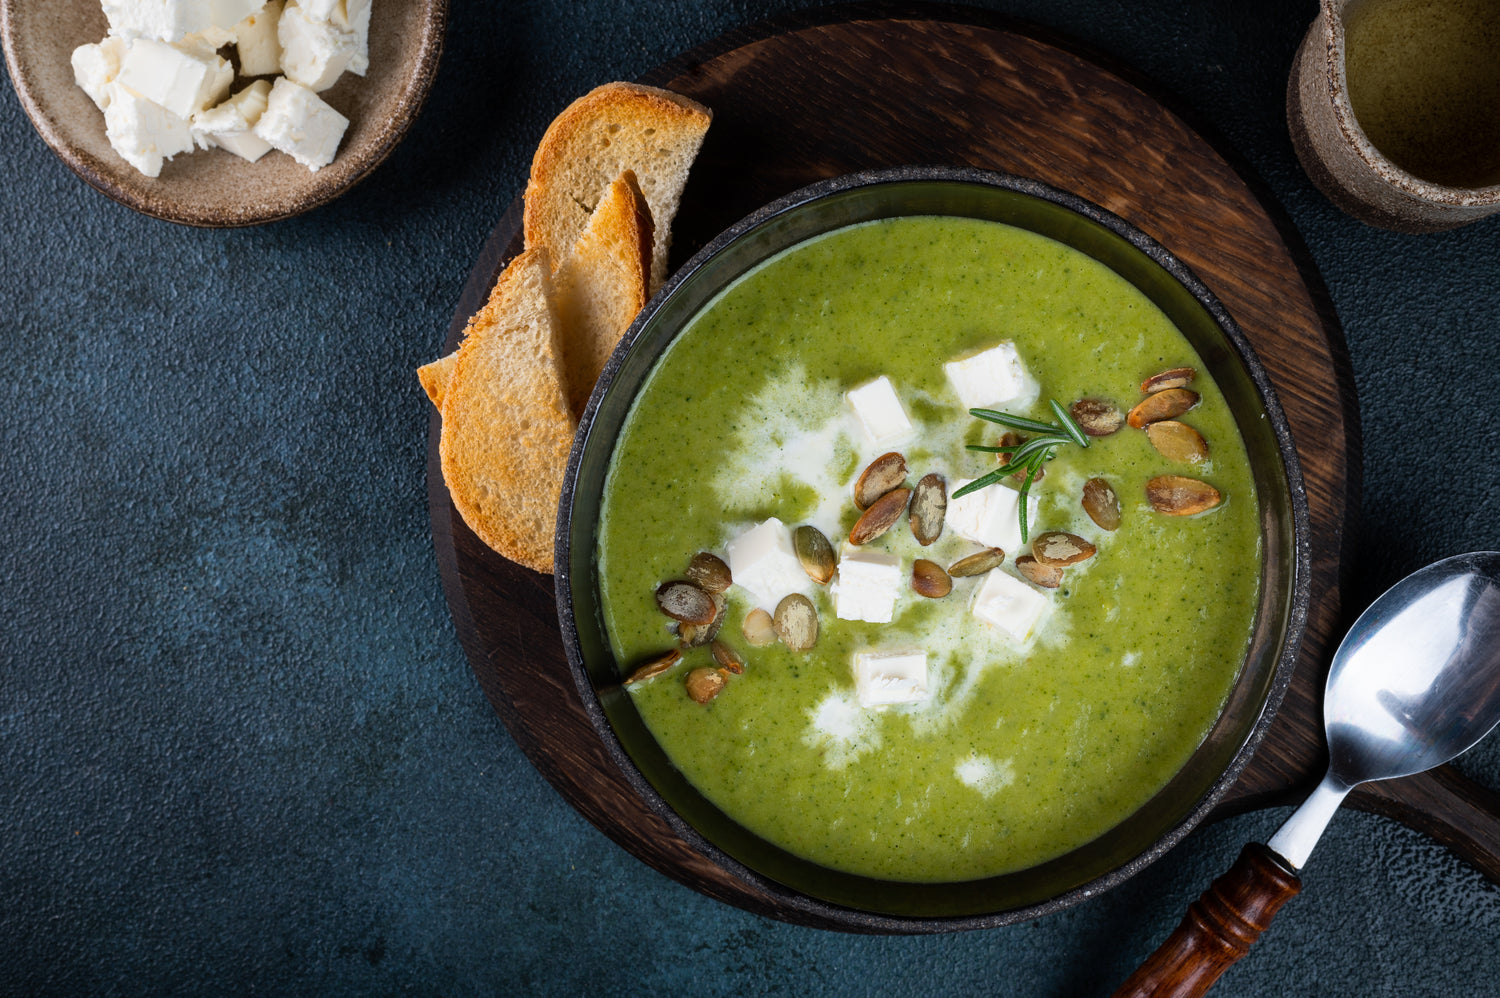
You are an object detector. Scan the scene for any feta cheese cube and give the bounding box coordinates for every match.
[102,81,195,177]
[971,570,1050,642]
[726,518,812,611]
[852,649,929,707]
[234,0,284,76]
[194,79,273,161]
[253,76,348,170]
[944,341,1039,411]
[71,36,129,111]
[102,0,259,41]
[344,0,370,76]
[831,545,902,623]
[946,479,1037,552]
[116,38,233,119]
[277,0,357,91]
[845,376,913,447]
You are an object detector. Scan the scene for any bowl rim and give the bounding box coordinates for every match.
[555,165,1310,932]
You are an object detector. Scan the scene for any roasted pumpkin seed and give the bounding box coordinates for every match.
[1015,555,1063,589]
[1146,420,1209,463]
[624,649,681,685]
[948,547,1005,577]
[854,452,907,510]
[684,667,728,704]
[773,594,819,651]
[684,552,732,593]
[741,607,776,647]
[1031,531,1097,567]
[1147,475,1222,515]
[1141,366,1196,393]
[677,593,726,647]
[849,487,911,545]
[909,473,947,546]
[655,580,717,624]
[1127,388,1200,429]
[1081,477,1122,531]
[711,639,745,675]
[911,559,953,598]
[1070,398,1125,437]
[794,525,837,584]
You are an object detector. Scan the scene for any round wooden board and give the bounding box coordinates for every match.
[427,5,1500,929]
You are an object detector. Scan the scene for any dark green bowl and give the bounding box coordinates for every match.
[555,167,1309,932]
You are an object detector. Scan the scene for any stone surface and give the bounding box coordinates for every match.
[3,0,1500,994]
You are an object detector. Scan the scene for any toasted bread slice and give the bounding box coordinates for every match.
[524,81,710,292]
[417,352,458,408]
[554,169,653,418]
[439,248,574,574]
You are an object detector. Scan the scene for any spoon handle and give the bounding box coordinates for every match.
[1111,843,1301,998]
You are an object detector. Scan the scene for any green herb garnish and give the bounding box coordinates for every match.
[952,400,1089,543]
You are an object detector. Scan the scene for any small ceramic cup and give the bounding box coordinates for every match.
[1287,0,1500,233]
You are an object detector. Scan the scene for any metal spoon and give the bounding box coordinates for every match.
[1116,551,1500,998]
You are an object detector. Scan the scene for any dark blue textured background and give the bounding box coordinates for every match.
[5,1,1500,994]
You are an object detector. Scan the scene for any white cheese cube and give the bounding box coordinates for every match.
[726,518,812,611]
[116,38,233,119]
[944,341,1039,411]
[845,376,913,447]
[253,76,348,170]
[831,545,902,624]
[102,0,258,41]
[946,479,1037,552]
[194,79,273,161]
[234,0,284,76]
[102,81,195,177]
[853,649,929,707]
[71,37,129,111]
[971,570,1050,642]
[278,1,357,91]
[345,0,370,76]
[210,0,264,30]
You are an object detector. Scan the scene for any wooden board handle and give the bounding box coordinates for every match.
[1112,843,1302,998]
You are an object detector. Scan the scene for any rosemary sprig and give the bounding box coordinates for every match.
[952,400,1089,543]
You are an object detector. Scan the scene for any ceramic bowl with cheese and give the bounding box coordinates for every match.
[0,0,445,225]
[556,167,1309,929]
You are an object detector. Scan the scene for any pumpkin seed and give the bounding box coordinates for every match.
[1069,398,1125,437]
[1015,555,1063,589]
[684,552,732,594]
[1081,477,1122,531]
[849,487,911,545]
[1141,366,1196,393]
[1031,531,1097,566]
[711,639,745,675]
[911,559,953,598]
[1127,388,1200,429]
[741,607,777,647]
[1146,420,1209,463]
[794,525,837,584]
[684,667,728,704]
[854,452,907,510]
[948,547,1005,577]
[624,649,681,685]
[909,473,947,546]
[655,580,717,624]
[1147,475,1222,515]
[773,594,819,651]
[676,593,726,647]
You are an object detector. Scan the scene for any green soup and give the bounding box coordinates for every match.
[596,216,1260,883]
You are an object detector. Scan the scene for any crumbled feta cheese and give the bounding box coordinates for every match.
[194,79,273,161]
[295,0,369,74]
[726,518,812,611]
[102,81,195,177]
[831,545,902,623]
[71,36,129,111]
[944,341,1039,411]
[971,570,1050,641]
[277,0,358,91]
[234,0,284,76]
[946,479,1036,552]
[116,38,233,119]
[252,76,348,170]
[852,649,929,707]
[845,376,913,447]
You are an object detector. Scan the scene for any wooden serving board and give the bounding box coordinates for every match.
[427,5,1500,928]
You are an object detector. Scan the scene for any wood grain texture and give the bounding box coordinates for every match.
[426,6,1500,929]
